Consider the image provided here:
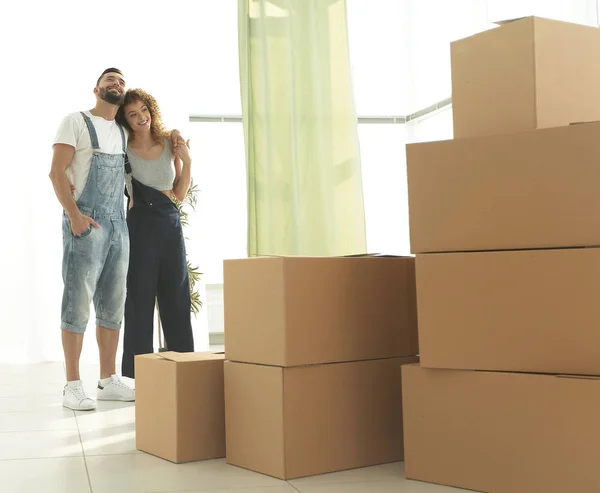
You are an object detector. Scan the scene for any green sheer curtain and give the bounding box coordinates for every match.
[238,0,367,257]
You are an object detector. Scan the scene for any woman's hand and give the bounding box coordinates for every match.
[174,139,191,163]
[169,130,187,155]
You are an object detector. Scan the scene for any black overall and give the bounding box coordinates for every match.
[122,176,194,378]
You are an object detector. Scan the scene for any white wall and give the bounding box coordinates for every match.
[487,0,598,26]
[404,0,491,113]
[347,0,409,115]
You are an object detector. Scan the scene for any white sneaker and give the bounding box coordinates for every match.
[63,380,96,411]
[97,374,135,402]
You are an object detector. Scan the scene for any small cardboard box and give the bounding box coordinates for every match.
[135,352,225,463]
[224,255,418,366]
[451,16,600,139]
[402,364,600,493]
[225,356,418,480]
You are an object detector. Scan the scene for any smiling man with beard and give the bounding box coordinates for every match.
[49,68,136,410]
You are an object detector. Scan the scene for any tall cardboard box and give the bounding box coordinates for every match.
[451,16,600,139]
[402,364,600,493]
[406,122,600,253]
[225,356,417,480]
[415,248,600,376]
[224,256,418,366]
[135,352,226,463]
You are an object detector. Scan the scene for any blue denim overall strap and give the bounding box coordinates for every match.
[124,147,132,174]
[80,111,127,151]
[77,112,127,217]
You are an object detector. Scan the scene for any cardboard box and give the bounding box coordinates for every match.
[451,16,600,139]
[225,356,417,480]
[407,122,600,254]
[135,352,225,463]
[402,364,600,493]
[224,256,418,366]
[416,248,600,375]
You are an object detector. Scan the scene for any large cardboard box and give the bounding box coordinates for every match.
[135,352,226,463]
[402,364,600,493]
[407,122,600,254]
[416,248,600,375]
[225,356,417,480]
[451,16,600,139]
[224,256,418,366]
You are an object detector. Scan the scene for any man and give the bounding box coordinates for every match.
[49,68,174,410]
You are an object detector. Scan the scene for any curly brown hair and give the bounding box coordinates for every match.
[116,88,169,145]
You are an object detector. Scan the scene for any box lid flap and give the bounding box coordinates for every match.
[555,374,600,381]
[258,253,409,259]
[569,120,600,126]
[494,16,531,26]
[156,351,225,363]
[343,253,412,258]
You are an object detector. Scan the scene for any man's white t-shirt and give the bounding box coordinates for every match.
[53,111,129,201]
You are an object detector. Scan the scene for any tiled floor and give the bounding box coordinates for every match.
[0,362,468,493]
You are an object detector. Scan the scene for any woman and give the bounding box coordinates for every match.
[116,89,194,378]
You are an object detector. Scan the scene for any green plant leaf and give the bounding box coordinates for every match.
[172,180,202,314]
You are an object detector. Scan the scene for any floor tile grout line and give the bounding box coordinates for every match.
[287,482,302,492]
[0,454,84,462]
[155,485,301,493]
[288,479,406,487]
[74,409,94,493]
[135,485,300,493]
[0,451,143,462]
[77,453,142,458]
[0,429,79,433]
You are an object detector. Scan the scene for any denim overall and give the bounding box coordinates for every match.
[60,112,129,333]
[121,172,194,378]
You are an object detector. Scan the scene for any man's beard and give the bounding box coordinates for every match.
[99,86,125,105]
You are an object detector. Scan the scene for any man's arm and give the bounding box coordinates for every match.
[49,144,99,235]
[49,144,79,217]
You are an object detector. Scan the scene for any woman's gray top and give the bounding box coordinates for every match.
[126,139,176,193]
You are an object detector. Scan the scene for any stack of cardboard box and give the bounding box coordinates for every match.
[402,17,600,493]
[223,255,419,480]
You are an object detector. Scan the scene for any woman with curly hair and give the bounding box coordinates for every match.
[116,88,194,378]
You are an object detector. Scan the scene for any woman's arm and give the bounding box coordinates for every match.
[125,175,135,209]
[172,140,192,202]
